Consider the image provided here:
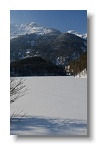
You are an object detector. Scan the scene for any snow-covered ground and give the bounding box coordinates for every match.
[75,74,87,78]
[10,77,87,135]
[75,69,87,78]
[10,117,87,135]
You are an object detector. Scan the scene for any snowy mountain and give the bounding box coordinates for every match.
[10,22,61,39]
[10,32,87,62]
[11,22,87,40]
[67,30,87,39]
[10,22,87,77]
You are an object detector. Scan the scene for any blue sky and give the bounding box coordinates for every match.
[10,10,87,34]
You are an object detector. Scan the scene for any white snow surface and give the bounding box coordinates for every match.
[75,69,87,78]
[10,77,87,135]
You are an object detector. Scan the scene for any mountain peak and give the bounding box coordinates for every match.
[27,22,39,27]
[67,30,77,34]
[67,30,87,39]
[10,22,61,39]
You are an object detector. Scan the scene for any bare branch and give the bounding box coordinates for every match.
[10,77,27,104]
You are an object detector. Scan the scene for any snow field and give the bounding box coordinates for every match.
[10,76,87,135]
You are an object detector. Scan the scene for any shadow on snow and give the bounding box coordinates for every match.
[10,116,87,135]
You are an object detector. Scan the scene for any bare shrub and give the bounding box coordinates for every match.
[10,77,27,104]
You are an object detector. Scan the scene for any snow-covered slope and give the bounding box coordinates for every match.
[10,22,61,39]
[67,30,87,39]
[75,69,87,78]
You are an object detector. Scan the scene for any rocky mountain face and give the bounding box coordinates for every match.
[10,22,87,76]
